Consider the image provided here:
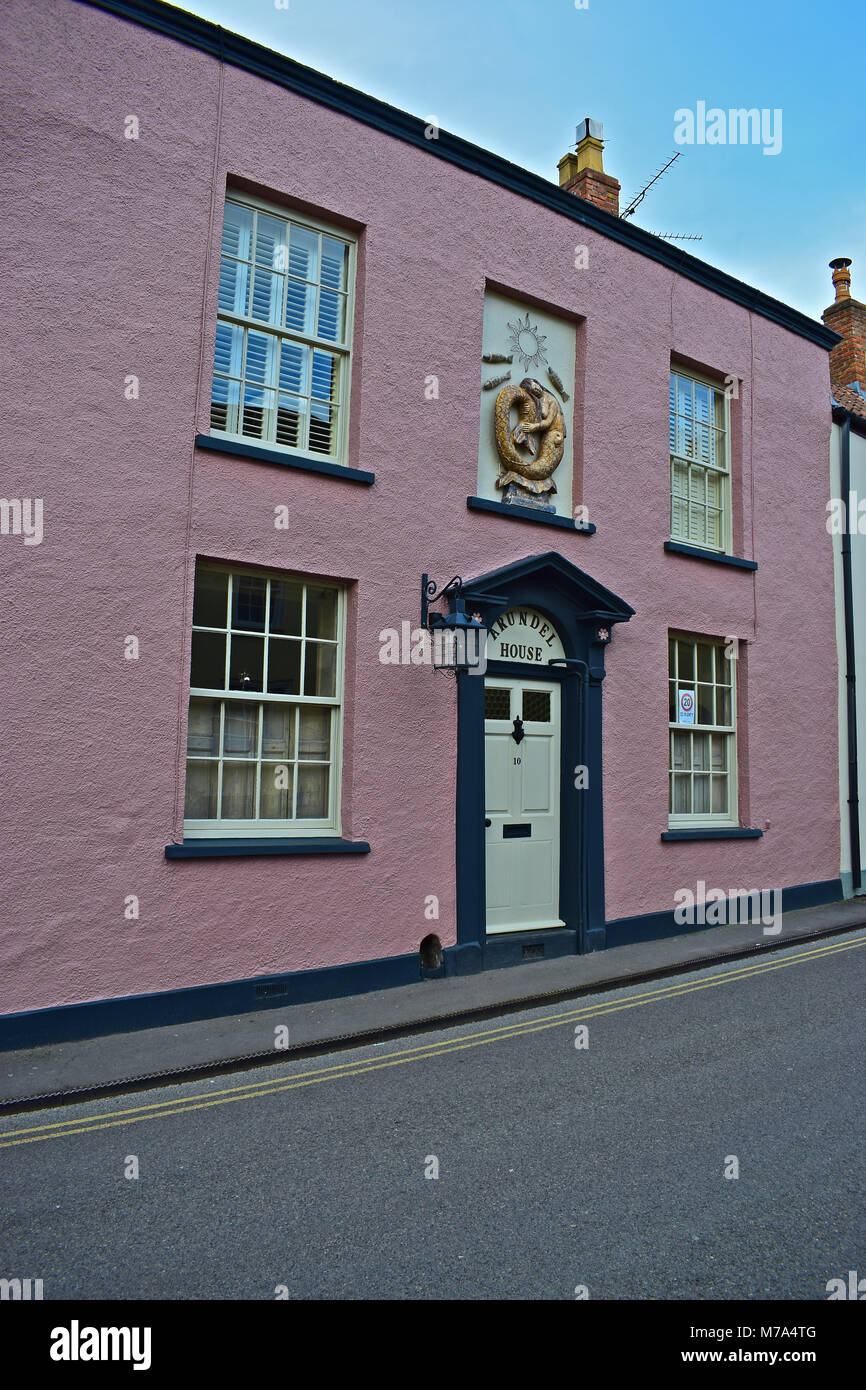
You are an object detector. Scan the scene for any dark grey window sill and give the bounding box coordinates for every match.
[165,838,371,858]
[195,434,375,484]
[467,496,596,533]
[661,827,763,841]
[664,540,757,571]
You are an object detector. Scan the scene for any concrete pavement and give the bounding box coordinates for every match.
[2,896,865,1109]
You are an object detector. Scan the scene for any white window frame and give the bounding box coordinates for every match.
[209,190,356,465]
[183,563,345,839]
[669,367,732,553]
[668,633,738,828]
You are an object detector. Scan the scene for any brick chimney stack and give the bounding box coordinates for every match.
[558,118,620,217]
[822,257,866,393]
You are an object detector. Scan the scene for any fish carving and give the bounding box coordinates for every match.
[493,377,566,496]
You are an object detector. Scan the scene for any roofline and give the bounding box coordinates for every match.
[832,402,866,438]
[464,551,635,621]
[79,0,840,352]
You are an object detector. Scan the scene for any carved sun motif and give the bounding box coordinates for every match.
[507,312,549,372]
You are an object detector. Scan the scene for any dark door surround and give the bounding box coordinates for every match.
[450,552,634,974]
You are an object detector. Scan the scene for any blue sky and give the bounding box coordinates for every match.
[182,0,866,321]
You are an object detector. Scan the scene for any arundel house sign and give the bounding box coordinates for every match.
[486,608,565,664]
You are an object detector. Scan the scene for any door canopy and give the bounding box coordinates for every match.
[460,552,635,662]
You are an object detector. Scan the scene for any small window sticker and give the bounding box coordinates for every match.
[678,688,696,725]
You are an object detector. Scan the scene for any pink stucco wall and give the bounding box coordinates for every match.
[0,0,839,1016]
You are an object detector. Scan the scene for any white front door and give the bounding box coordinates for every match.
[484,678,563,933]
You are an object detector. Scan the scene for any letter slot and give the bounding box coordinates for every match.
[503,823,532,839]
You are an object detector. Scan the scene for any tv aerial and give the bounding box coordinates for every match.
[619,151,702,241]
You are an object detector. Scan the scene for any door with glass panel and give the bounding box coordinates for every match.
[484,679,563,933]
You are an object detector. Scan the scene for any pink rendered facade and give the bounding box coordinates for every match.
[0,0,842,1039]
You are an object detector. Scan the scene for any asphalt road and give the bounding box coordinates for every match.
[1,930,865,1299]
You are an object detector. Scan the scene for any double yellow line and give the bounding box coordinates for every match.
[1,933,863,1149]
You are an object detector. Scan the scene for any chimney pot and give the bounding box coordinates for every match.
[577,118,603,143]
[558,117,620,217]
[830,256,853,301]
[823,258,866,393]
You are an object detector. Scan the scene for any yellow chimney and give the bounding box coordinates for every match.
[558,119,620,216]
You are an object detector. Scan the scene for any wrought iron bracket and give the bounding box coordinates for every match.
[421,573,464,629]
